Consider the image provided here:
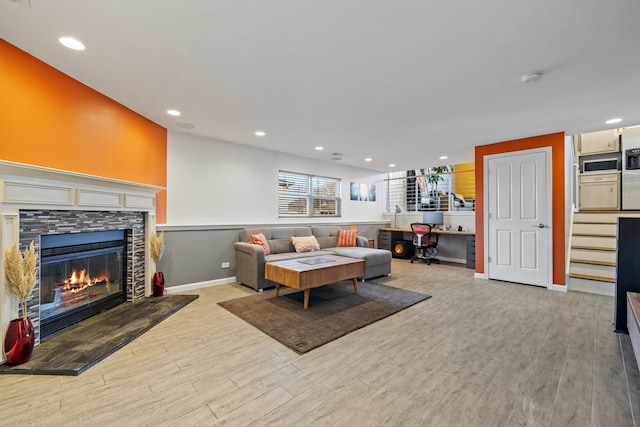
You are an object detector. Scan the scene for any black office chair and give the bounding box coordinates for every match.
[410,223,439,264]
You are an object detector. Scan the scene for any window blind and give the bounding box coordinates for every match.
[278,171,341,217]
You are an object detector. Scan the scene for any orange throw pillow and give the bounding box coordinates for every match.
[250,233,270,255]
[337,229,357,247]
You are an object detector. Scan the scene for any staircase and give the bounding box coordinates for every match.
[568,211,640,295]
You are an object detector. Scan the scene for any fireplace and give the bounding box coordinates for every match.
[39,230,128,338]
[0,161,160,358]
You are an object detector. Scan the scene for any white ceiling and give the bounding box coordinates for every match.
[2,0,640,172]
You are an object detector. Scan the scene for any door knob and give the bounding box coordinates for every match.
[532,224,545,228]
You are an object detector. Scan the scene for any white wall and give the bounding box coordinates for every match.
[167,131,386,225]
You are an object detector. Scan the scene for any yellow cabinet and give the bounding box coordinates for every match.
[578,172,620,210]
[579,129,620,155]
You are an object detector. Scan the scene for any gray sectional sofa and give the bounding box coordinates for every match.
[234,225,392,291]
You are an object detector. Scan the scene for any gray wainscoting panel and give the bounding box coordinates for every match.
[158,228,240,287]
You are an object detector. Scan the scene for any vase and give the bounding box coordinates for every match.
[152,272,165,297]
[4,317,35,365]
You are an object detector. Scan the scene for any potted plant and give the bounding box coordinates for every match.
[427,165,451,196]
[150,230,165,297]
[3,241,37,365]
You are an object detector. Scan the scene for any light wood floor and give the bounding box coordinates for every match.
[1,260,639,426]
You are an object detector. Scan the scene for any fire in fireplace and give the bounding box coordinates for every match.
[40,230,127,338]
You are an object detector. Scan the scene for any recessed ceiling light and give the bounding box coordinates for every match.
[440,156,448,160]
[315,146,324,151]
[364,158,372,162]
[166,109,181,116]
[520,73,542,83]
[255,131,266,137]
[606,118,622,124]
[59,36,85,51]
[388,164,396,168]
[521,72,542,83]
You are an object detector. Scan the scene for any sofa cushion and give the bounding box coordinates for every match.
[322,247,392,267]
[268,227,294,254]
[291,235,321,252]
[311,226,341,248]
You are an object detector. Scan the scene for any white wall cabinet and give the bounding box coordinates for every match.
[579,129,620,155]
[579,172,620,210]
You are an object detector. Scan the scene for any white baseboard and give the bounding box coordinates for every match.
[473,273,568,292]
[165,276,237,294]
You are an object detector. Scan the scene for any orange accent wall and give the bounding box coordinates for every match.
[474,132,565,286]
[0,39,167,223]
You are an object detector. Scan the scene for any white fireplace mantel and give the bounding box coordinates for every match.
[0,160,164,363]
[0,160,164,212]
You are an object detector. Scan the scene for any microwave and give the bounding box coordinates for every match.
[581,157,620,173]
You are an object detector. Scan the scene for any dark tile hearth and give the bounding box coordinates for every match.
[0,295,198,376]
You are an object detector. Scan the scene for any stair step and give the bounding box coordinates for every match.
[576,210,625,214]
[570,258,616,267]
[569,277,615,296]
[572,222,617,235]
[569,263,615,279]
[571,245,616,251]
[570,248,617,264]
[572,232,616,237]
[569,273,615,283]
[573,220,617,225]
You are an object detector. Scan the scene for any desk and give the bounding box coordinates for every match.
[378,227,476,268]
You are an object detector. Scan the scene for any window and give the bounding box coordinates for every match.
[278,171,341,217]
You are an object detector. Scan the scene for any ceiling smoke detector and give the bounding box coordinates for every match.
[521,72,542,83]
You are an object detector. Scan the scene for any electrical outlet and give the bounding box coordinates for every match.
[221,262,230,269]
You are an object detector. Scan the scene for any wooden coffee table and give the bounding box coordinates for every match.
[265,255,365,309]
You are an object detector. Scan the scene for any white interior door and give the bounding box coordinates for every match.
[486,149,550,287]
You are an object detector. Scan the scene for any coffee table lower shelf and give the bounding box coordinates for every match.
[265,255,366,309]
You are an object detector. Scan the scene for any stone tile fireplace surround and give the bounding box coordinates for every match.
[0,161,162,363]
[20,210,145,343]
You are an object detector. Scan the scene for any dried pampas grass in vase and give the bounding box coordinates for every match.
[150,230,166,297]
[4,241,38,320]
[150,231,165,265]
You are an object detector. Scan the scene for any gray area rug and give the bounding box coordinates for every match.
[0,294,198,376]
[218,282,431,354]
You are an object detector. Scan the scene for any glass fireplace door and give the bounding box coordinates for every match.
[39,230,127,338]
